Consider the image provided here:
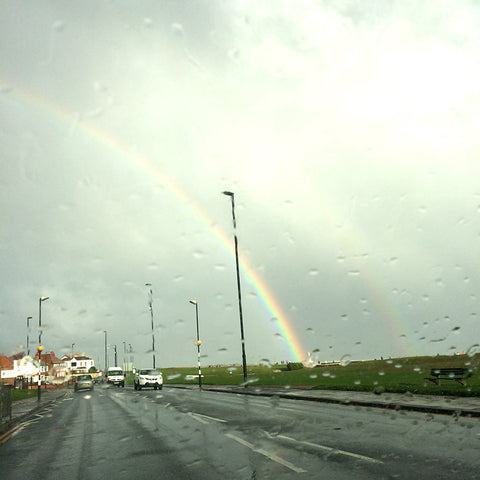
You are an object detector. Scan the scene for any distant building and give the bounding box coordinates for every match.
[61,353,95,374]
[0,354,15,385]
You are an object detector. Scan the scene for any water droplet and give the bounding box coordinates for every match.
[309,269,319,276]
[193,251,205,259]
[241,377,259,386]
[52,20,65,32]
[466,344,480,356]
[306,327,314,333]
[322,371,330,377]
[144,17,153,27]
[348,270,360,276]
[309,373,317,379]
[171,23,184,36]
[354,379,361,385]
[452,326,460,332]
[378,371,385,376]
[395,364,402,369]
[336,256,346,263]
[215,264,226,270]
[217,347,227,352]
[167,373,181,380]
[413,366,422,373]
[340,354,351,366]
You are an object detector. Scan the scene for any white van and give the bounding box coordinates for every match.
[106,367,125,387]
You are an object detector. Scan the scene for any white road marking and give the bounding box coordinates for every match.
[188,412,209,424]
[276,434,383,464]
[191,412,227,423]
[226,433,307,473]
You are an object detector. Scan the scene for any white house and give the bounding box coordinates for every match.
[63,354,95,374]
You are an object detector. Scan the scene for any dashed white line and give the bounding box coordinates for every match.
[225,433,307,473]
[188,412,209,424]
[276,434,383,464]
[190,412,227,423]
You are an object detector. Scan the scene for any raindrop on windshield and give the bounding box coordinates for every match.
[340,354,351,366]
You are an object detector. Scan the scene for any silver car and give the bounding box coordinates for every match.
[74,374,94,392]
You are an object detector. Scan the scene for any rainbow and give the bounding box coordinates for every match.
[1,80,308,362]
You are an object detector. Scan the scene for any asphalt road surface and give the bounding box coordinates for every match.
[1,385,479,479]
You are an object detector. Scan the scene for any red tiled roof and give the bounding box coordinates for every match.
[9,352,26,361]
[39,351,63,364]
[0,355,14,369]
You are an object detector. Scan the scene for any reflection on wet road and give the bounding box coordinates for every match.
[1,385,479,479]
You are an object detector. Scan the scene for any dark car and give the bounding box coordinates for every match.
[74,374,94,392]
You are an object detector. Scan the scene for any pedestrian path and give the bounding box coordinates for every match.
[181,384,480,417]
[1,388,68,434]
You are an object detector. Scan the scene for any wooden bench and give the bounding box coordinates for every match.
[425,367,470,386]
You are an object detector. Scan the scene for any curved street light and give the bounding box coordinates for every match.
[145,283,156,368]
[189,300,202,389]
[26,316,32,356]
[38,296,49,345]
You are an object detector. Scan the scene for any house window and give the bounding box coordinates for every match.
[71,362,77,367]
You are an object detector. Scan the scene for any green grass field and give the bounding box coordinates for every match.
[11,389,38,401]
[159,354,480,397]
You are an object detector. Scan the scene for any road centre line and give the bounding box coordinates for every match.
[225,433,307,473]
[190,412,228,423]
[188,412,209,424]
[276,434,383,464]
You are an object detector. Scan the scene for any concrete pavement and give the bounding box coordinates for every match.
[1,388,68,434]
[173,384,480,417]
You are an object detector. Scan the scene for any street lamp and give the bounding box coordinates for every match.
[37,345,44,401]
[104,330,108,373]
[222,191,248,384]
[189,300,202,389]
[38,296,49,345]
[26,316,32,356]
[145,283,156,369]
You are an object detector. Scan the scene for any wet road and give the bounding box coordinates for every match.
[1,385,479,479]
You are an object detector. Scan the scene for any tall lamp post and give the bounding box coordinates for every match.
[26,316,32,356]
[145,283,156,369]
[222,191,248,384]
[37,345,44,401]
[104,330,108,373]
[38,296,49,345]
[189,300,202,389]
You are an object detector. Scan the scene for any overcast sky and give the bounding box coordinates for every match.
[2,1,480,370]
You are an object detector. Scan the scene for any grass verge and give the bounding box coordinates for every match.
[160,354,480,397]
